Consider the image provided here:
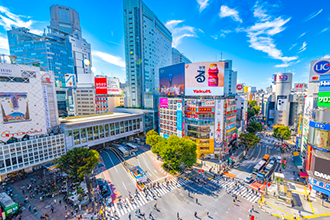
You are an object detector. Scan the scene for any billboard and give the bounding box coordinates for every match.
[313,156,330,181]
[176,100,183,137]
[236,84,243,93]
[277,95,288,111]
[214,100,224,149]
[309,59,330,82]
[304,97,314,119]
[317,92,330,107]
[269,109,275,119]
[159,63,185,96]
[107,77,120,95]
[1,92,31,124]
[0,64,21,77]
[276,73,292,83]
[159,98,168,108]
[65,74,76,87]
[95,77,108,95]
[294,83,305,92]
[185,61,224,96]
[319,75,330,92]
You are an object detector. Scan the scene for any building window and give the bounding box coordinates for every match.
[81,128,87,144]
[87,127,93,142]
[73,129,80,145]
[93,126,99,140]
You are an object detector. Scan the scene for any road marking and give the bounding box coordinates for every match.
[122,181,127,190]
[265,202,294,217]
[304,185,315,215]
[142,154,157,177]
[104,151,118,172]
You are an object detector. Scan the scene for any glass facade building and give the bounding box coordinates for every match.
[123,0,172,107]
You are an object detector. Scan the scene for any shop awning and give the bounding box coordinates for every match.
[293,152,300,157]
[293,156,303,169]
[312,185,330,197]
[299,172,308,178]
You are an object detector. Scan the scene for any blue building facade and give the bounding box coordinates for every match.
[7,27,74,88]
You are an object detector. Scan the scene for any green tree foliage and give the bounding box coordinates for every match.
[147,133,197,172]
[247,121,263,134]
[273,126,291,140]
[247,108,256,121]
[253,106,261,115]
[55,147,100,181]
[248,100,257,107]
[238,133,260,149]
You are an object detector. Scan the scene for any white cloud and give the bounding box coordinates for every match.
[323,55,330,59]
[198,28,204,33]
[305,9,323,21]
[165,20,197,47]
[298,32,305,38]
[297,42,307,53]
[246,6,298,63]
[275,63,290,68]
[0,34,8,50]
[211,35,218,40]
[219,6,242,23]
[92,51,125,68]
[0,6,42,35]
[253,5,270,21]
[289,43,297,50]
[321,28,329,33]
[197,0,210,13]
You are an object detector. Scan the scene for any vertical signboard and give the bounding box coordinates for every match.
[42,85,51,128]
[277,95,288,111]
[177,100,183,137]
[65,74,76,87]
[95,77,108,95]
[214,100,224,149]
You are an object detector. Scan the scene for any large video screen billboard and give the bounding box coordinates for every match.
[95,77,107,95]
[185,62,224,96]
[159,63,185,96]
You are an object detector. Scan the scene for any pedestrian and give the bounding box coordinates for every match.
[54,199,56,204]
[194,211,197,217]
[129,213,131,220]
[196,198,198,204]
[51,206,54,213]
[22,189,24,194]
[28,205,31,211]
[252,205,254,211]
[322,200,324,206]
[274,192,276,197]
[34,207,37,214]
[79,204,81,211]
[207,211,209,216]
[298,210,301,217]
[65,205,67,211]
[177,212,179,218]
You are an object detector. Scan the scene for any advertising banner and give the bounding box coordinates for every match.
[319,75,330,92]
[177,100,183,137]
[185,62,224,96]
[226,123,236,131]
[214,100,224,149]
[317,92,330,107]
[309,177,330,193]
[269,110,275,119]
[272,74,277,83]
[95,77,108,95]
[313,156,330,181]
[277,95,288,111]
[0,63,21,77]
[294,83,305,92]
[310,127,330,151]
[159,98,168,108]
[41,72,53,84]
[309,59,330,82]
[65,74,76,87]
[159,63,185,96]
[1,92,31,124]
[200,99,215,106]
[276,73,292,83]
[42,86,51,128]
[107,77,120,95]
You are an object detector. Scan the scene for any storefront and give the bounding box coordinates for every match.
[309,154,330,200]
[309,177,330,200]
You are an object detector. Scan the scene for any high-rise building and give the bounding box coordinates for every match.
[123,0,172,107]
[223,60,237,95]
[50,4,81,36]
[172,48,191,65]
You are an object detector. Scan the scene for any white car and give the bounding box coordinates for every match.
[245,176,253,183]
[277,156,281,163]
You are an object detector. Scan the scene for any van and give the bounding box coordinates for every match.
[277,156,281,163]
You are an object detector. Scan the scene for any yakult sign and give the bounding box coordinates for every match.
[310,59,330,82]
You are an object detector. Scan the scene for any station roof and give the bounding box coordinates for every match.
[60,112,142,126]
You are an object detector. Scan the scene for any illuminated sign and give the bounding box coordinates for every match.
[95,77,108,95]
[317,92,330,107]
[314,60,330,75]
[319,75,330,92]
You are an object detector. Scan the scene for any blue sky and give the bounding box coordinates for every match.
[0,0,329,89]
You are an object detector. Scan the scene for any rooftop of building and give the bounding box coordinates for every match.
[60,112,142,125]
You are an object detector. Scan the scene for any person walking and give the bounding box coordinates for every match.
[51,206,54,214]
[194,211,197,217]
[33,207,37,215]
[28,205,31,211]
[54,198,56,204]
[196,198,198,204]
[177,212,180,219]
[59,200,61,205]
[65,205,67,211]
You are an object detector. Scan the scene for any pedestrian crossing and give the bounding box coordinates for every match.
[210,176,261,204]
[104,178,190,219]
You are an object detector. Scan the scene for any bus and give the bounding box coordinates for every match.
[262,154,270,162]
[0,192,19,217]
[118,146,129,157]
[253,160,266,174]
[125,143,138,152]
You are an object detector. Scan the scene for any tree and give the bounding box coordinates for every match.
[55,147,100,181]
[247,109,256,121]
[238,133,260,149]
[253,106,260,115]
[248,100,257,107]
[146,129,158,137]
[146,129,161,147]
[247,121,263,134]
[273,126,291,141]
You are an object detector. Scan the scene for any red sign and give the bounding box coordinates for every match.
[236,84,243,90]
[95,78,108,94]
[186,107,197,112]
[193,89,211,94]
[198,107,213,112]
[1,129,43,138]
